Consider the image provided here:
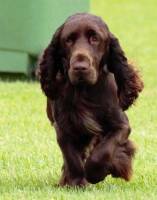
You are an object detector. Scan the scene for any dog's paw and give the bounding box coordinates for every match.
[59,175,88,187]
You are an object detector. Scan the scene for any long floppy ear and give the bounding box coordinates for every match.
[107,33,144,110]
[37,24,65,100]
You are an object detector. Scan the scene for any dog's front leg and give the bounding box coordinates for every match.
[57,135,88,187]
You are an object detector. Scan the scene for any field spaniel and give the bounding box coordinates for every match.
[38,13,143,187]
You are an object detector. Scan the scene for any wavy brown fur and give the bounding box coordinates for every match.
[107,34,144,110]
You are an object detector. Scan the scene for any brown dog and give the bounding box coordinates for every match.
[38,13,143,187]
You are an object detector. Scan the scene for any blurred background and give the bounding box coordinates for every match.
[0,0,89,76]
[0,0,157,200]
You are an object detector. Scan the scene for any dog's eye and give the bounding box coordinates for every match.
[65,33,77,46]
[90,35,99,44]
[66,37,73,46]
[87,29,100,44]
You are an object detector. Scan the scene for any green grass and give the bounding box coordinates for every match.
[0,0,157,199]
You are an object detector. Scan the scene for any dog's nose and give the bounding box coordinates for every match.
[71,53,91,72]
[73,62,89,72]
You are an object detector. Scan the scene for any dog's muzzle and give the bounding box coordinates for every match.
[68,51,97,85]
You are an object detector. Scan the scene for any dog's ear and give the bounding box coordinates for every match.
[107,33,144,110]
[37,24,65,99]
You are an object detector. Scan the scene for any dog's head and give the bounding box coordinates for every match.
[39,13,111,86]
[60,13,110,85]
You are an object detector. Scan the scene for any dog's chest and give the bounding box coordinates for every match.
[54,98,104,137]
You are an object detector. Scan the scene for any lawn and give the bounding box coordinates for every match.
[0,0,157,199]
